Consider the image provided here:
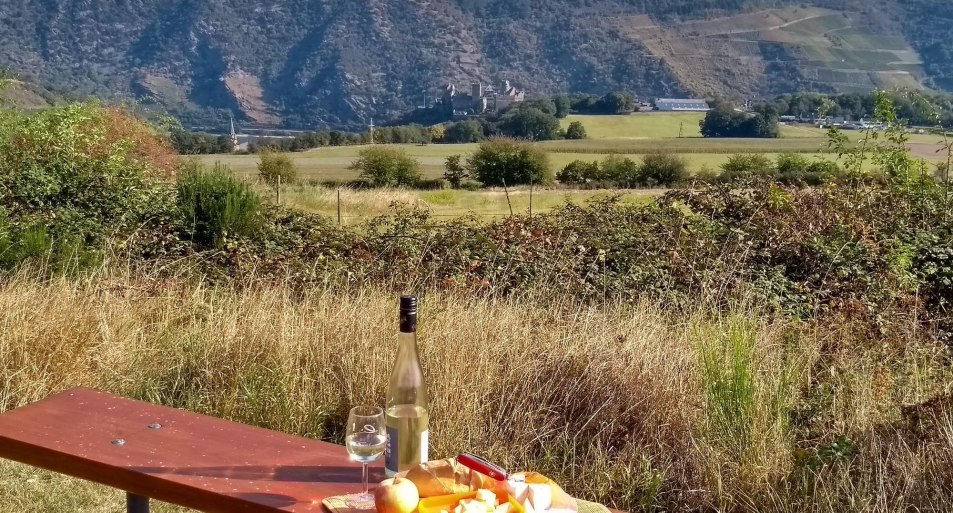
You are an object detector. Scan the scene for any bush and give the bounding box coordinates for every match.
[258,151,298,187]
[720,154,776,183]
[0,103,173,247]
[557,160,600,185]
[177,163,262,248]
[775,153,811,175]
[640,152,688,187]
[598,154,641,187]
[349,146,422,187]
[564,121,587,140]
[467,138,552,187]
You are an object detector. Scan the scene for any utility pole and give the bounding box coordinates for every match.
[369,118,375,145]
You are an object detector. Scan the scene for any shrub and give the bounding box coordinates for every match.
[720,154,776,183]
[444,155,469,188]
[0,103,173,247]
[258,151,298,187]
[640,152,688,187]
[467,138,552,187]
[564,121,587,140]
[176,163,262,248]
[556,160,600,185]
[599,154,641,187]
[776,153,811,175]
[349,146,422,187]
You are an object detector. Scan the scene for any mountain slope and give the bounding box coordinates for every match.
[0,0,949,128]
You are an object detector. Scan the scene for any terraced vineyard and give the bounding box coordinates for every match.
[618,7,925,98]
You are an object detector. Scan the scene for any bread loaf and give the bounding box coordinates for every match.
[404,459,495,497]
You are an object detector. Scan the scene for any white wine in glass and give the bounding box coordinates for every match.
[346,405,386,505]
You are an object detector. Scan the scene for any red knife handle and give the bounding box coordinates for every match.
[458,453,508,481]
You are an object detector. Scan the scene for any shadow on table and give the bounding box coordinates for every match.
[130,464,385,484]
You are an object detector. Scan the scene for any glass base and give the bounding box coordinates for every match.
[345,492,376,510]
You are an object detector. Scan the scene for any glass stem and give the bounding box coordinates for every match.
[362,462,369,494]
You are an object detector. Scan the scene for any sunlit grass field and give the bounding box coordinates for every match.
[194,112,948,186]
[1,273,950,512]
[278,186,662,222]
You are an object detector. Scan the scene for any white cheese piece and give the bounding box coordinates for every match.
[476,489,499,508]
[527,484,552,512]
[507,479,529,502]
[494,504,512,513]
[521,499,537,513]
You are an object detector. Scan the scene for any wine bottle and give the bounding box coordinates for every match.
[385,295,430,476]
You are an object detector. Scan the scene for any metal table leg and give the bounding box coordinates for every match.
[127,492,150,513]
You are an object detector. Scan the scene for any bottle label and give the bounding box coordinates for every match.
[385,425,398,474]
[385,427,429,474]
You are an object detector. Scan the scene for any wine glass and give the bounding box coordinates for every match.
[346,405,386,506]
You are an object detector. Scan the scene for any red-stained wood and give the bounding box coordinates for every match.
[0,388,626,513]
[0,388,383,512]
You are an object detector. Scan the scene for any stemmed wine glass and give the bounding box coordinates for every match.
[346,405,386,506]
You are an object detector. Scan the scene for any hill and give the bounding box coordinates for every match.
[0,0,950,128]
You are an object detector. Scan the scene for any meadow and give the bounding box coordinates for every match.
[198,112,947,186]
[1,272,951,513]
[278,186,662,221]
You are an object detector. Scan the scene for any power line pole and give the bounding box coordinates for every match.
[369,118,375,145]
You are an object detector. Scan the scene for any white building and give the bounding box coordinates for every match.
[655,99,711,112]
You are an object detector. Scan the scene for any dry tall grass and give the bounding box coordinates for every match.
[0,272,951,512]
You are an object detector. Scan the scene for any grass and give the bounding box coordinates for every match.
[278,186,661,222]
[0,273,951,512]
[194,112,949,184]
[561,112,705,139]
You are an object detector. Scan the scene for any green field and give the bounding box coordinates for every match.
[562,112,705,139]
[195,112,949,186]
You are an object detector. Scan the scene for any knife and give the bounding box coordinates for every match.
[457,452,509,481]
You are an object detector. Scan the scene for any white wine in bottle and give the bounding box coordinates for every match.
[385,295,430,476]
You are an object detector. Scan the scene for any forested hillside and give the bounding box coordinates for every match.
[0,0,950,128]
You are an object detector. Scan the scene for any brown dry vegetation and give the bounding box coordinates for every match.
[0,271,950,512]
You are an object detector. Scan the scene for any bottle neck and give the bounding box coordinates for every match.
[397,330,418,357]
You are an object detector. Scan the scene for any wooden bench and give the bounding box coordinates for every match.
[0,388,385,512]
[0,388,623,513]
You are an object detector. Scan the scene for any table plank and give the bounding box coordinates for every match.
[0,388,382,513]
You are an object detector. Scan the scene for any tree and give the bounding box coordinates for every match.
[429,124,446,143]
[349,146,421,187]
[564,121,587,140]
[467,138,552,187]
[700,106,779,138]
[598,92,636,114]
[498,107,560,141]
[553,95,572,118]
[444,155,468,188]
[444,120,484,143]
[258,151,298,188]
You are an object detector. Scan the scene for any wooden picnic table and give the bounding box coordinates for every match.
[0,388,383,512]
[0,388,623,513]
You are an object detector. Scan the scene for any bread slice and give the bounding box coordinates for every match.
[405,459,496,497]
